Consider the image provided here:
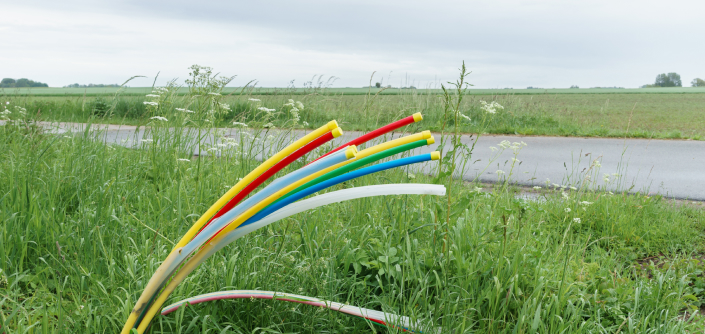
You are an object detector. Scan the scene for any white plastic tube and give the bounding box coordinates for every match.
[200,147,353,241]
[186,184,446,275]
[148,148,356,297]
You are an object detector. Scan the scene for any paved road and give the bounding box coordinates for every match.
[9,121,705,201]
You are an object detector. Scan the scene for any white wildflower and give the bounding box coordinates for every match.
[579,201,593,206]
[480,100,504,114]
[263,122,274,128]
[177,158,190,162]
[533,186,542,190]
[209,92,222,96]
[603,174,610,183]
[302,121,309,126]
[295,101,304,110]
[593,159,602,168]
[145,94,160,98]
[141,139,153,143]
[150,116,168,122]
[573,218,581,223]
[490,146,498,152]
[495,170,505,176]
[570,186,577,190]
[5,102,8,105]
[143,101,158,106]
[460,113,471,122]
[565,207,571,213]
[511,158,521,163]
[561,191,569,199]
[407,173,416,179]
[473,187,483,193]
[257,107,275,113]
[247,98,260,101]
[176,108,194,113]
[498,140,511,149]
[232,122,248,127]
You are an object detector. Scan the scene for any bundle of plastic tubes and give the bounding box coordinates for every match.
[121,113,444,333]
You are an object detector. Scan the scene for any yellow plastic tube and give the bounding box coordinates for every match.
[121,121,338,334]
[134,131,432,332]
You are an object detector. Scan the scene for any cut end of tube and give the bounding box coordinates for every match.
[426,136,435,145]
[421,130,432,139]
[412,112,423,122]
[326,120,339,130]
[431,151,441,161]
[331,127,343,138]
[345,145,358,159]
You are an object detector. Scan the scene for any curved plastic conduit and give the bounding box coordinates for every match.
[310,112,423,164]
[129,146,356,328]
[134,153,440,333]
[161,290,428,332]
[203,127,344,230]
[121,121,339,334]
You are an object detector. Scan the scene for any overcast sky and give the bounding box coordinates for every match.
[2,0,704,88]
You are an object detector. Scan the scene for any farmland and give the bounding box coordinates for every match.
[3,87,705,140]
[1,76,705,333]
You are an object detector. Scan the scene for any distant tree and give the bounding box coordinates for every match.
[570,85,579,89]
[653,72,682,87]
[375,82,381,88]
[692,78,705,87]
[0,78,48,88]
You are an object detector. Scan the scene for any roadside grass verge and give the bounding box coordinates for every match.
[1,114,705,333]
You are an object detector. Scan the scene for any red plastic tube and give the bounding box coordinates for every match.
[197,129,340,235]
[308,112,422,165]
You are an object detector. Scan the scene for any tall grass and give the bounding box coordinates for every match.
[1,66,705,333]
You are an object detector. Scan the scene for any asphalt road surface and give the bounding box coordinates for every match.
[9,121,704,201]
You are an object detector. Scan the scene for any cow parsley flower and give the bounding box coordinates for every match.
[209,92,222,96]
[232,122,248,127]
[150,116,168,122]
[460,113,471,122]
[480,100,504,114]
[145,94,160,98]
[573,217,581,223]
[176,108,195,113]
[177,158,190,162]
[248,98,260,101]
[565,207,571,213]
[143,101,158,106]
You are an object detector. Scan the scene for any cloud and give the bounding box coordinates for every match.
[2,0,704,88]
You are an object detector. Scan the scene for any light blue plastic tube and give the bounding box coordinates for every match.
[153,147,353,282]
[196,147,353,244]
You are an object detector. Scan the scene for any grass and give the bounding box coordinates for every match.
[3,88,705,141]
[2,114,705,333]
[1,68,705,333]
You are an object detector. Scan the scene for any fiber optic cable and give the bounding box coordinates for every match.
[134,152,440,333]
[161,290,430,332]
[129,146,357,329]
[121,121,339,334]
[272,136,434,207]
[202,127,344,231]
[310,112,423,164]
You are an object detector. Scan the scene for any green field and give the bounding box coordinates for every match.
[4,88,705,140]
[3,86,705,96]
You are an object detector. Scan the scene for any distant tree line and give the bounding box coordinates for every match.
[641,73,705,88]
[1,78,49,88]
[63,83,121,88]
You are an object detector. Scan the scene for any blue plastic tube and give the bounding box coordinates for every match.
[242,152,436,227]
